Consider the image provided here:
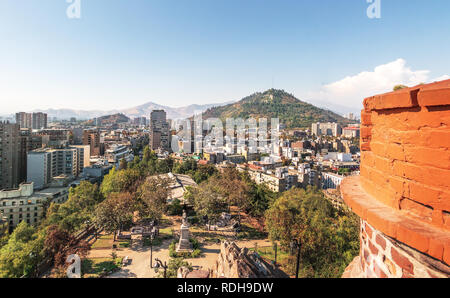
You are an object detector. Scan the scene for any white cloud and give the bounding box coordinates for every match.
[307,58,448,109]
[432,74,450,82]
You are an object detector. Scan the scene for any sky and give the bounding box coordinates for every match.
[0,0,449,115]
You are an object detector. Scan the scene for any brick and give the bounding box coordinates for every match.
[383,257,397,276]
[361,142,371,152]
[428,238,444,261]
[418,87,450,107]
[369,240,379,255]
[396,223,430,253]
[376,234,386,250]
[361,126,372,140]
[399,199,433,223]
[365,223,373,239]
[391,247,414,274]
[361,111,372,126]
[444,243,450,266]
[387,143,405,161]
[404,146,450,170]
[372,88,419,110]
[402,270,414,278]
[373,262,388,278]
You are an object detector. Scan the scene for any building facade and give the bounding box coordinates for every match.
[0,122,21,190]
[15,112,47,130]
[149,110,170,151]
[0,182,69,231]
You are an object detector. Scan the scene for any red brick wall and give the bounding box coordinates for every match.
[359,219,448,278]
[360,80,450,230]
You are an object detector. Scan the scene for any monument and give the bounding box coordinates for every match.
[176,210,193,253]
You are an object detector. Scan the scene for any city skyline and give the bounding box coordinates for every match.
[1,0,449,114]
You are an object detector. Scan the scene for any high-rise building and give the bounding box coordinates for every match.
[150,110,170,151]
[18,129,43,184]
[0,122,21,190]
[32,113,47,129]
[27,148,78,190]
[83,129,101,156]
[15,112,47,129]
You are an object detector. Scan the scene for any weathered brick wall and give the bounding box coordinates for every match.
[341,79,450,278]
[359,220,449,278]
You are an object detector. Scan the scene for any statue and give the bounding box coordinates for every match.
[177,209,193,252]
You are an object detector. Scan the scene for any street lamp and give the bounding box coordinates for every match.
[149,231,155,268]
[290,239,301,279]
[153,258,168,278]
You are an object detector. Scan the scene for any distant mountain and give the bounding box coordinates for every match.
[200,89,353,129]
[30,101,232,121]
[83,113,130,126]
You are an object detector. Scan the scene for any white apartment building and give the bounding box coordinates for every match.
[0,182,69,230]
[322,172,345,189]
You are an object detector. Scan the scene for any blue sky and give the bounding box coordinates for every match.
[0,0,449,114]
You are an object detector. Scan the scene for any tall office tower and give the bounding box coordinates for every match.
[150,110,170,151]
[83,129,101,156]
[0,122,21,190]
[15,112,47,129]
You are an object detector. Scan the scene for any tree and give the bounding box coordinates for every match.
[393,84,407,91]
[44,225,90,270]
[0,222,45,278]
[264,187,359,277]
[119,158,128,170]
[94,193,134,241]
[137,176,170,221]
[215,168,251,214]
[45,181,103,233]
[191,179,228,223]
[265,187,335,249]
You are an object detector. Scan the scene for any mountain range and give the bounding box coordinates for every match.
[28,101,233,121]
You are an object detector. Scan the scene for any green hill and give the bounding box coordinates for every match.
[201,89,352,129]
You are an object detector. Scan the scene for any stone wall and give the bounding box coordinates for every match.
[210,241,287,278]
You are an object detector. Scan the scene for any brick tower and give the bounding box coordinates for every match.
[341,79,450,278]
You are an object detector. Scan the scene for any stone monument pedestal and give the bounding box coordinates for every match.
[176,223,193,253]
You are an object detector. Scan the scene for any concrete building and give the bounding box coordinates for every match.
[0,182,69,231]
[150,110,170,151]
[311,122,342,137]
[105,144,133,168]
[71,145,91,174]
[27,148,78,190]
[15,112,47,129]
[83,129,101,156]
[18,129,43,184]
[322,172,345,189]
[342,127,360,138]
[0,122,21,190]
